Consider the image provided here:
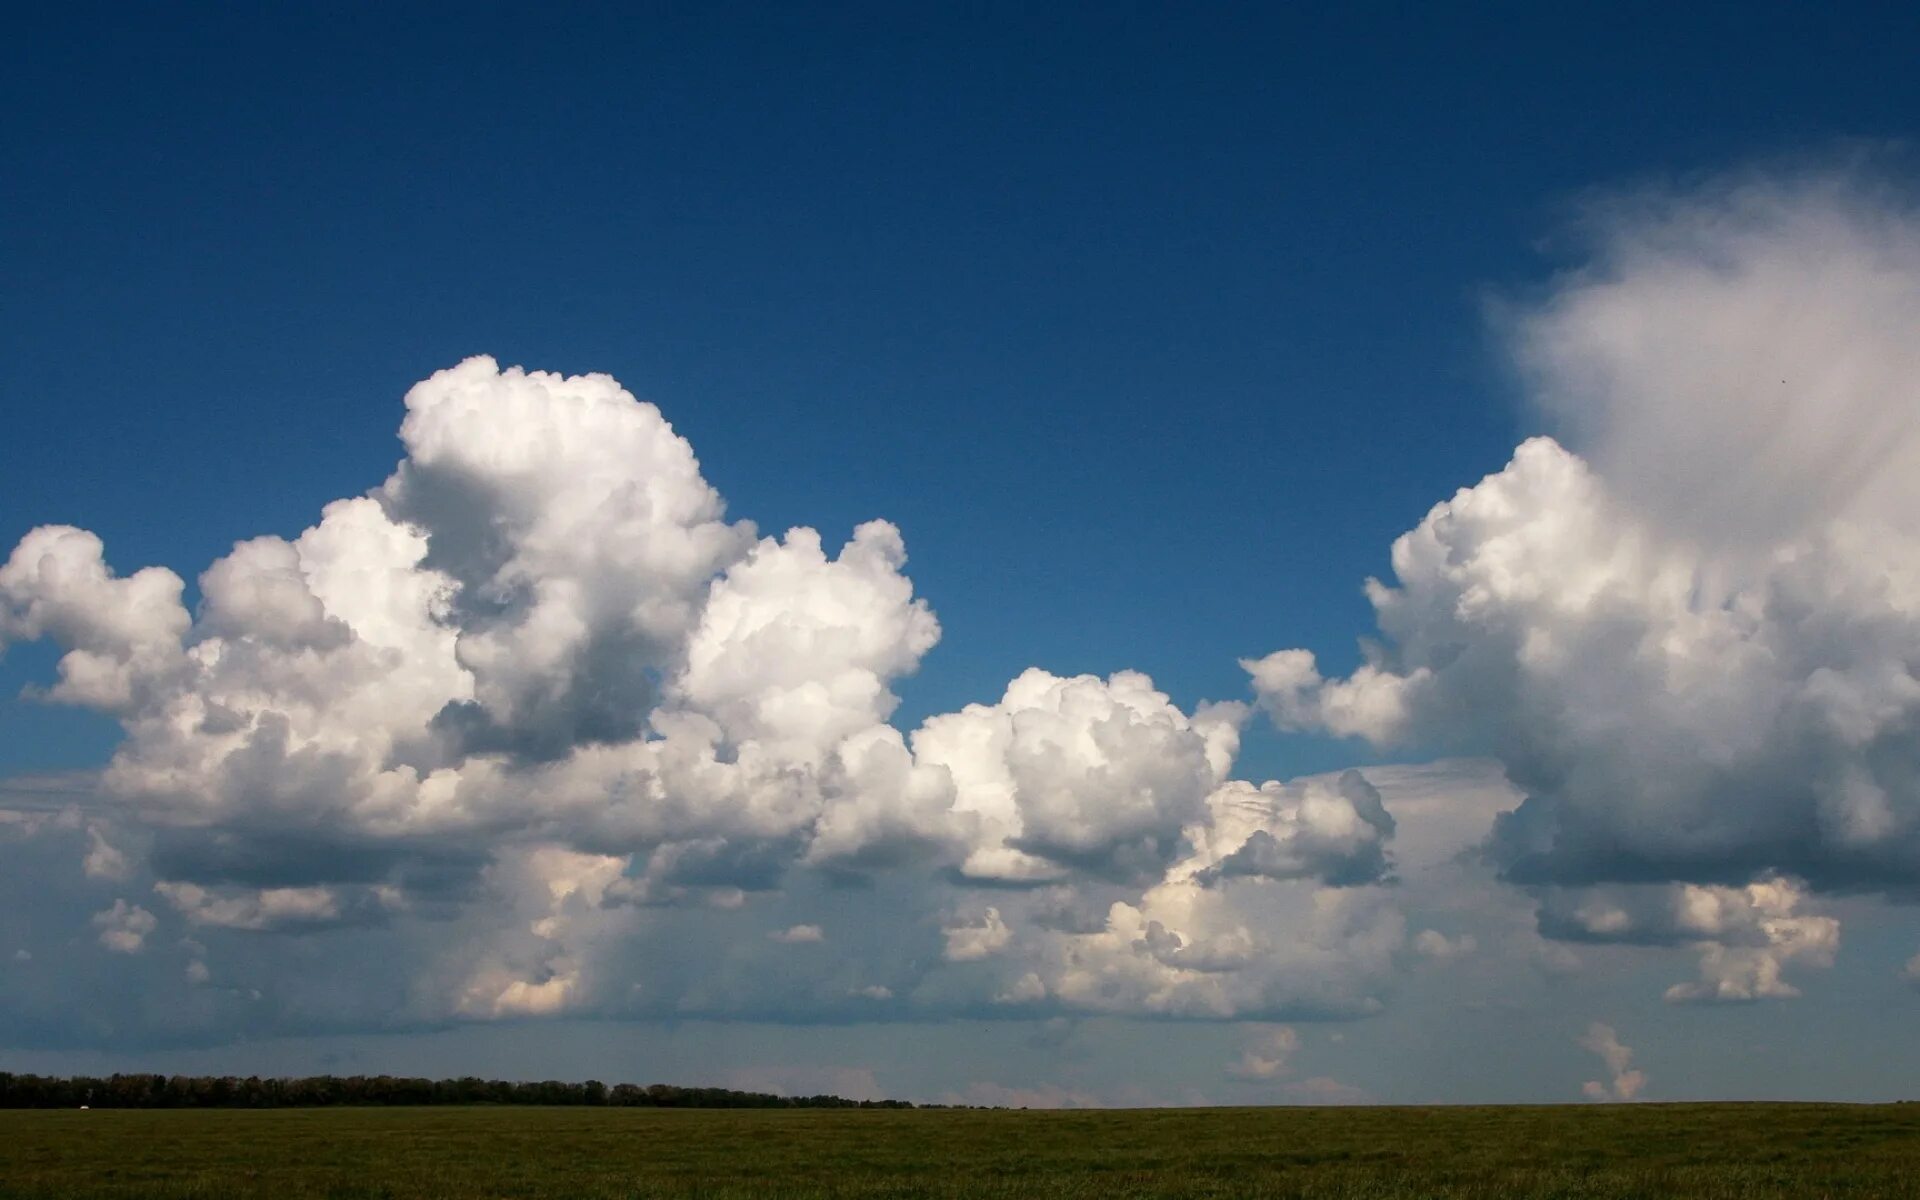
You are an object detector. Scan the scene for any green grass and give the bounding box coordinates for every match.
[4,1103,1920,1198]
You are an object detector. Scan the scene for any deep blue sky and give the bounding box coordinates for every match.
[5,2,1918,779]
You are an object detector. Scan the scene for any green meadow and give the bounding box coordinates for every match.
[5,1102,1920,1199]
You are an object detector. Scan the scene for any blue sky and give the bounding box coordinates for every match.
[5,5,1920,1104]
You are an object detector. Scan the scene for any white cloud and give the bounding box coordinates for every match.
[1510,169,1920,554]
[915,670,1242,884]
[153,882,349,933]
[1251,171,1920,907]
[942,908,1011,962]
[0,355,1411,1033]
[768,924,825,944]
[1225,1024,1299,1080]
[1578,1022,1646,1102]
[1412,929,1477,960]
[1535,875,1839,1003]
[92,900,157,954]
[82,825,132,882]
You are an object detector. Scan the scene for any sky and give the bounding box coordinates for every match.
[4,3,1920,1106]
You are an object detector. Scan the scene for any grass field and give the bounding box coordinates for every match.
[4,1102,1920,1198]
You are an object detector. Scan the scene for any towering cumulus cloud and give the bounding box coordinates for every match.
[0,358,1401,1036]
[1249,168,1920,993]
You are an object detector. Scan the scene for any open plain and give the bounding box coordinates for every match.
[5,1102,1920,1199]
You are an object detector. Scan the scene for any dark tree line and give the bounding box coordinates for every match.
[0,1072,914,1109]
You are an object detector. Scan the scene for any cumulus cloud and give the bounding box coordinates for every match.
[768,924,825,945]
[0,356,1409,1035]
[942,908,1012,962]
[91,900,157,954]
[1579,1022,1646,1102]
[1251,169,1920,918]
[1534,875,1839,1003]
[1411,929,1476,960]
[914,670,1241,884]
[1225,1024,1299,1081]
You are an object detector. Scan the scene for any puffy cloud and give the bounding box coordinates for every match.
[380,357,754,759]
[1578,1022,1646,1102]
[1411,930,1477,960]
[1252,171,1920,906]
[962,880,1403,1021]
[1225,1024,1298,1080]
[91,900,157,954]
[942,908,1011,962]
[1537,876,1839,1003]
[1510,168,1920,554]
[0,526,188,713]
[1185,770,1395,888]
[0,355,1410,1037]
[914,670,1242,884]
[82,825,132,882]
[152,881,378,933]
[677,522,938,759]
[768,924,825,945]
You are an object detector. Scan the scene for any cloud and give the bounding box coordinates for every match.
[1509,167,1920,555]
[152,882,365,933]
[1250,169,1920,913]
[768,924,825,945]
[1533,875,1839,1003]
[91,900,157,954]
[1186,770,1395,889]
[942,908,1012,962]
[1411,930,1476,960]
[1578,1022,1646,1102]
[914,670,1241,884]
[1225,1024,1299,1080]
[0,356,1411,1037]
[82,825,132,882]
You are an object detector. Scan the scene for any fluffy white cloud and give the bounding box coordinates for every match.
[1537,876,1839,1003]
[1578,1022,1646,1102]
[1183,770,1394,889]
[0,527,188,714]
[1253,173,1920,909]
[1225,1025,1299,1080]
[914,670,1242,884]
[1411,929,1476,960]
[768,924,825,945]
[91,899,157,954]
[0,355,1409,1034]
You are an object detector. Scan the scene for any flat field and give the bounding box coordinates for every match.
[4,1102,1920,1199]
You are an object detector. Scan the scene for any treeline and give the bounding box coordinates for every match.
[0,1072,915,1109]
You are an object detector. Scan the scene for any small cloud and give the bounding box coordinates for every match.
[942,908,1010,962]
[185,958,210,985]
[767,924,824,944]
[92,900,157,954]
[11,949,29,962]
[1579,1022,1647,1102]
[851,984,892,1000]
[1226,1025,1300,1081]
[82,825,132,881]
[994,972,1046,1005]
[1413,929,1477,960]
